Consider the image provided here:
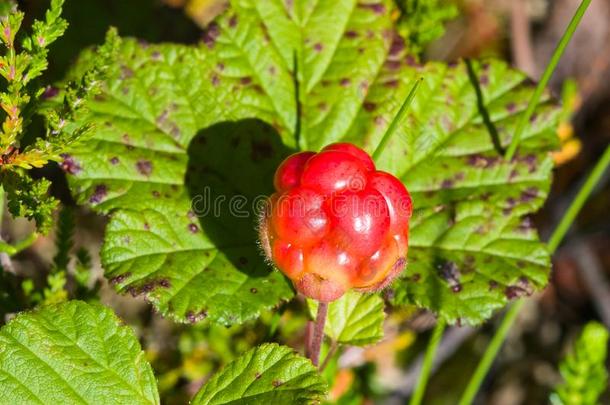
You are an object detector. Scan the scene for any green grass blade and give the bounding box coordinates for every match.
[505,0,592,160]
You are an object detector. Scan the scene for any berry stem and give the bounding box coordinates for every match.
[459,143,610,405]
[371,77,423,162]
[504,0,591,161]
[309,301,328,367]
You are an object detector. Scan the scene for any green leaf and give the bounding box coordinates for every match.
[550,322,609,405]
[0,300,159,405]
[65,0,559,325]
[308,291,385,346]
[191,343,327,405]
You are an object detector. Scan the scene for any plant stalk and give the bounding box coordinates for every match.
[459,144,610,405]
[409,318,446,405]
[371,78,423,162]
[309,302,328,367]
[505,0,592,160]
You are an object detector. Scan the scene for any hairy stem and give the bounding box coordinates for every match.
[459,143,610,404]
[409,318,446,405]
[505,0,591,160]
[309,302,328,367]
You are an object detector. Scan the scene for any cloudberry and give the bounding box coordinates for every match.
[259,143,412,302]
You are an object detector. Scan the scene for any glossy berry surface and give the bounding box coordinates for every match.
[259,143,412,302]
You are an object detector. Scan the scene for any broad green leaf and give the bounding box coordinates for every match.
[0,300,159,405]
[308,291,385,346]
[550,322,609,405]
[191,343,327,405]
[64,0,559,325]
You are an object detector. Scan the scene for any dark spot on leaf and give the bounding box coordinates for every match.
[110,157,120,165]
[89,185,107,204]
[250,288,257,293]
[389,35,405,56]
[136,160,153,176]
[340,78,351,87]
[386,60,401,70]
[255,372,262,379]
[268,65,276,75]
[488,280,498,290]
[120,66,134,79]
[217,62,225,71]
[229,15,238,27]
[152,190,161,198]
[520,187,538,203]
[358,2,385,14]
[529,113,538,123]
[518,216,533,232]
[313,42,323,52]
[272,380,283,387]
[202,23,220,49]
[509,169,518,181]
[405,55,419,66]
[156,110,169,125]
[60,154,81,174]
[211,74,220,86]
[468,154,499,168]
[454,172,465,181]
[479,74,489,85]
[441,179,454,189]
[452,284,462,293]
[384,80,399,88]
[240,76,252,85]
[506,102,516,113]
[317,102,328,111]
[109,272,131,285]
[411,273,421,282]
[188,223,199,233]
[345,30,358,38]
[144,222,150,230]
[363,102,376,112]
[438,261,461,291]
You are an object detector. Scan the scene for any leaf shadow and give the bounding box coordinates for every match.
[185,119,295,278]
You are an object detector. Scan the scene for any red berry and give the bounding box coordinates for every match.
[272,239,304,279]
[322,143,375,171]
[301,151,368,194]
[326,187,390,257]
[260,142,412,302]
[272,187,329,246]
[274,151,316,192]
[368,171,412,233]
